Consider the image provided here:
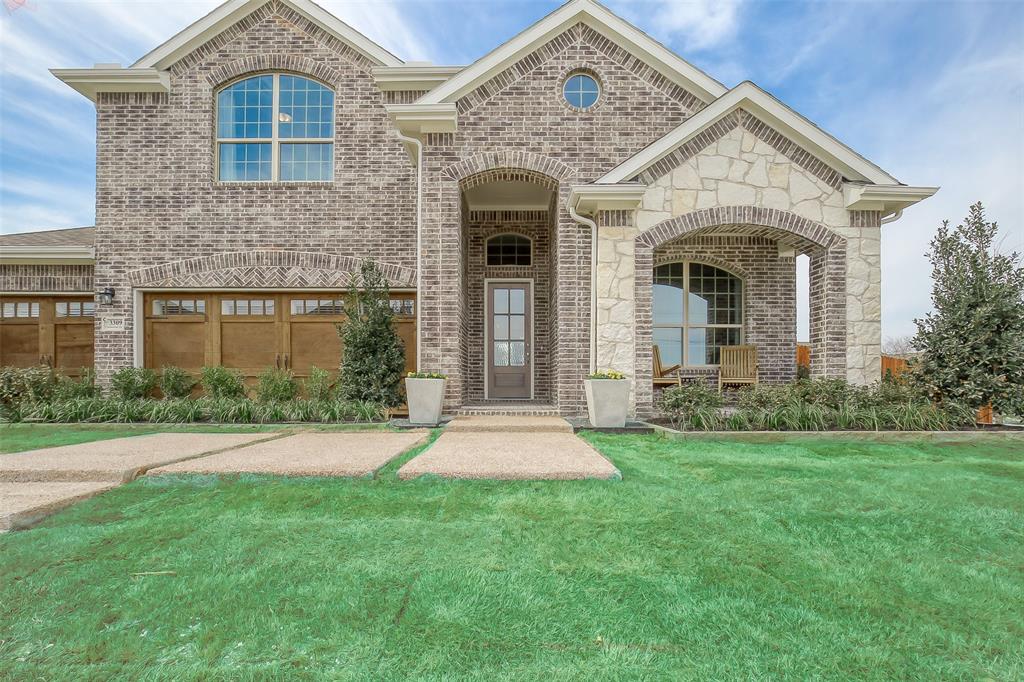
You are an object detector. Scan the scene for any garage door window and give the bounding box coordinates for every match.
[56,301,96,318]
[291,299,345,315]
[152,299,206,316]
[222,299,275,316]
[2,302,40,318]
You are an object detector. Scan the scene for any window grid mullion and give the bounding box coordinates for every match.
[271,74,280,182]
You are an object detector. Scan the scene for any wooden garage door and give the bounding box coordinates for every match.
[0,296,95,375]
[144,292,416,381]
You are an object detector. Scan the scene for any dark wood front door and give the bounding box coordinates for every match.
[487,282,532,399]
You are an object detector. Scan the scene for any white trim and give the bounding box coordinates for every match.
[483,278,535,401]
[843,184,939,215]
[569,183,646,213]
[417,0,726,106]
[385,103,458,138]
[372,65,464,92]
[0,246,95,264]
[49,68,169,102]
[598,81,902,186]
[133,290,144,368]
[131,0,402,70]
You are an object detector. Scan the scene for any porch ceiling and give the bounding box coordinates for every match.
[463,180,552,211]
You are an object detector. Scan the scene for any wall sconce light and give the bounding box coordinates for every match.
[98,287,116,306]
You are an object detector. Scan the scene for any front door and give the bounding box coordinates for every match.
[487,282,532,399]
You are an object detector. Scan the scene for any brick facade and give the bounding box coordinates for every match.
[2,0,895,415]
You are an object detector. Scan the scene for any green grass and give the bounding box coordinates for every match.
[0,422,394,454]
[1,432,1022,679]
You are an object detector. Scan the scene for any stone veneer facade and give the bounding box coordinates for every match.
[1,1,892,417]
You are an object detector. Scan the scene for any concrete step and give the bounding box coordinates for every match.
[445,415,573,433]
[455,404,560,417]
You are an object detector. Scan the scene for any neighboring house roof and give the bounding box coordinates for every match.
[0,227,95,247]
[0,227,96,264]
[415,0,728,106]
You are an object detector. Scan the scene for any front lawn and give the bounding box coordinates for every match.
[1,432,1021,679]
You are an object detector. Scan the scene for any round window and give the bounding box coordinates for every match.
[563,73,600,109]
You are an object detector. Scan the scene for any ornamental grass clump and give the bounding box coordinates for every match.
[110,367,157,400]
[255,368,298,403]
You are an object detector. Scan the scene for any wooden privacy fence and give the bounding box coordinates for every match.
[795,344,909,379]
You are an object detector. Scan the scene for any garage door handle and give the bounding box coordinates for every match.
[284,354,290,369]
[275,353,281,369]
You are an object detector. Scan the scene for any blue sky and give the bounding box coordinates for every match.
[1,0,1022,341]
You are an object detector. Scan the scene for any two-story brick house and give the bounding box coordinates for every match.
[0,0,937,416]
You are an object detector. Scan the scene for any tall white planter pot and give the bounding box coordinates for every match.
[585,379,631,428]
[405,377,446,426]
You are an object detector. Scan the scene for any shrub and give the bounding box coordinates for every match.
[110,367,157,400]
[913,202,1024,416]
[304,366,334,402]
[406,371,446,379]
[201,366,247,399]
[159,366,196,399]
[256,368,298,403]
[658,381,724,431]
[337,259,406,407]
[588,370,626,380]
[0,365,56,408]
[53,369,100,400]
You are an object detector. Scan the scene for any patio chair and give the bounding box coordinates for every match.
[718,345,758,392]
[653,345,682,387]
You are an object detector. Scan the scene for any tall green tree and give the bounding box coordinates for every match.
[913,202,1024,415]
[336,260,406,407]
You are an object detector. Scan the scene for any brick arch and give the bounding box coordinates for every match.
[637,206,845,252]
[127,250,416,289]
[443,151,576,186]
[653,253,750,281]
[206,55,343,89]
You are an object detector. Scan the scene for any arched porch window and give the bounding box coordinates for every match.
[653,262,743,366]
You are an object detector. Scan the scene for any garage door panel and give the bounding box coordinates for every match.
[289,323,342,376]
[1,325,39,367]
[54,323,94,373]
[149,321,205,370]
[221,322,278,375]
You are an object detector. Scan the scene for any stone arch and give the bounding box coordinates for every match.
[637,206,844,252]
[126,250,416,289]
[442,150,577,185]
[206,55,343,89]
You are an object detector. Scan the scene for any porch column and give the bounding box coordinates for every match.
[808,243,847,379]
[419,140,467,409]
[594,210,640,414]
[839,212,882,384]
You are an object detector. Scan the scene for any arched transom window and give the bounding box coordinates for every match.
[653,262,743,366]
[486,234,532,266]
[216,74,335,182]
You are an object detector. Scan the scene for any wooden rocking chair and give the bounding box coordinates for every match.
[718,345,758,392]
[653,345,682,387]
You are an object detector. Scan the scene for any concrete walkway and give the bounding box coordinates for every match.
[0,432,274,531]
[150,431,429,478]
[399,416,620,481]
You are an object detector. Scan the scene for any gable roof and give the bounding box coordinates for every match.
[0,226,95,247]
[0,227,96,264]
[132,0,403,70]
[416,0,727,106]
[598,81,901,186]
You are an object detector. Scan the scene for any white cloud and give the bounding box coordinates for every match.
[611,0,742,51]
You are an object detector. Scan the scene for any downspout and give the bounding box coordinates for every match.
[395,131,423,370]
[880,209,903,225]
[568,198,599,374]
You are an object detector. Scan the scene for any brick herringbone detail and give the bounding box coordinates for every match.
[126,250,416,288]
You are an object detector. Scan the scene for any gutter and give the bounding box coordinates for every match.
[568,198,598,374]
[395,131,423,371]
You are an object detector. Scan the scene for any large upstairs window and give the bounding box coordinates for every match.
[216,74,335,182]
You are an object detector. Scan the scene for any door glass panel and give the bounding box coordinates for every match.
[509,341,525,366]
[509,288,525,314]
[493,342,509,366]
[493,288,508,314]
[494,315,509,340]
[509,315,524,340]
